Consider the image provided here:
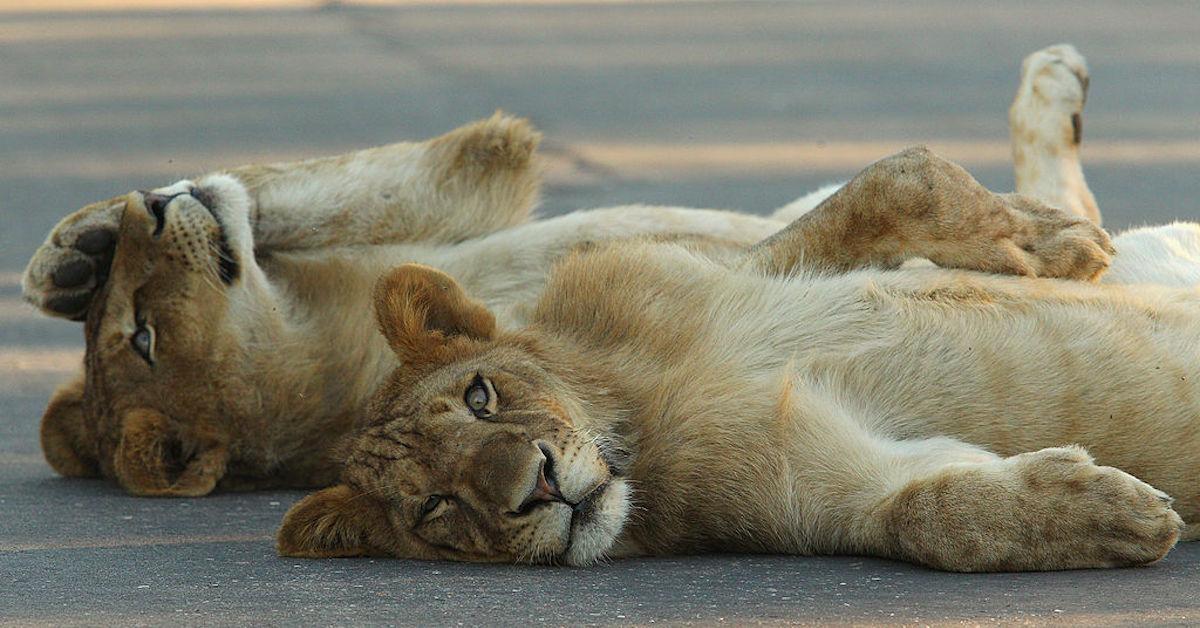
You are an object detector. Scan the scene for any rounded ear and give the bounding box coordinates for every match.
[277,484,394,558]
[40,372,99,478]
[373,264,496,368]
[113,408,228,497]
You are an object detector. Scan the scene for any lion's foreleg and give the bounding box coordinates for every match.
[737,147,1112,281]
[778,384,1182,571]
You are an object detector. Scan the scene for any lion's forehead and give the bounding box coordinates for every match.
[347,427,445,492]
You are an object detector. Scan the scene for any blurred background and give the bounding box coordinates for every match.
[2,2,1199,622]
[4,0,1199,272]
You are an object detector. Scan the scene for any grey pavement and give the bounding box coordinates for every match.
[2,1,1199,625]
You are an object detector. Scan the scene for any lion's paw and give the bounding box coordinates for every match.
[431,111,540,178]
[991,193,1114,281]
[22,197,126,320]
[1009,446,1183,568]
[1010,43,1089,148]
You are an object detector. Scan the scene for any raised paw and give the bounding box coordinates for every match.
[22,196,127,320]
[1007,446,1183,569]
[1009,44,1100,223]
[1011,44,1089,147]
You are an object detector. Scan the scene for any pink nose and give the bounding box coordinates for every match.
[527,458,564,504]
[517,443,567,513]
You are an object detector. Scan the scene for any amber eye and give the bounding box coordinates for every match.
[421,495,442,518]
[466,386,488,411]
[131,325,154,364]
[464,375,493,418]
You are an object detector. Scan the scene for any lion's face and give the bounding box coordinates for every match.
[277,264,631,565]
[41,175,256,495]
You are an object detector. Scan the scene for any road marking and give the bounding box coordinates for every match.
[0,347,82,374]
[5,140,1200,184]
[0,533,272,552]
[0,272,22,288]
[568,139,1200,177]
[0,297,44,323]
[0,453,45,466]
[0,0,703,11]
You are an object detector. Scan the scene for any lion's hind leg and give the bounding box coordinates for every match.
[738,147,1112,281]
[229,113,542,251]
[1010,44,1100,224]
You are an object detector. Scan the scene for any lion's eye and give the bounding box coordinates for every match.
[131,325,154,364]
[421,495,442,517]
[466,386,488,411]
[464,375,494,418]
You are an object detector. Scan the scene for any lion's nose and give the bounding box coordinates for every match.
[519,443,565,510]
[189,186,215,210]
[140,191,173,235]
[141,191,172,216]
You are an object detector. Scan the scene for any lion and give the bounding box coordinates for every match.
[21,44,1192,498]
[276,142,1198,572]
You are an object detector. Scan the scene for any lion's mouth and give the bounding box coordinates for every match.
[570,481,608,528]
[195,186,241,285]
[185,186,240,286]
[139,186,238,285]
[554,480,613,564]
[189,186,215,211]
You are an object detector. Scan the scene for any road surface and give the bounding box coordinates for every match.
[2,1,1199,624]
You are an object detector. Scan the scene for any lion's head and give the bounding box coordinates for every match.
[39,174,261,496]
[277,264,631,565]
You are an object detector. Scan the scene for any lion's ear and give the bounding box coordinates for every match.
[373,263,496,366]
[277,485,394,558]
[40,372,99,478]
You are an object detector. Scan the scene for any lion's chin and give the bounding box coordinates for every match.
[194,173,254,257]
[191,173,255,285]
[562,478,631,566]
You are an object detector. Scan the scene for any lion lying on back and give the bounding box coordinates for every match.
[279,147,1196,572]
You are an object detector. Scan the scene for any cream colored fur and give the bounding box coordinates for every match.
[538,237,1195,570]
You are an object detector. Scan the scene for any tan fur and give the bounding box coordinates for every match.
[39,372,95,478]
[282,199,1194,569]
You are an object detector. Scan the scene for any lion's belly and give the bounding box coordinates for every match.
[571,258,1200,529]
[779,271,1200,515]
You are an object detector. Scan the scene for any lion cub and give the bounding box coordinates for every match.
[279,150,1193,572]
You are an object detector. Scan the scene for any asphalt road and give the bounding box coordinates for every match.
[2,1,1199,625]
